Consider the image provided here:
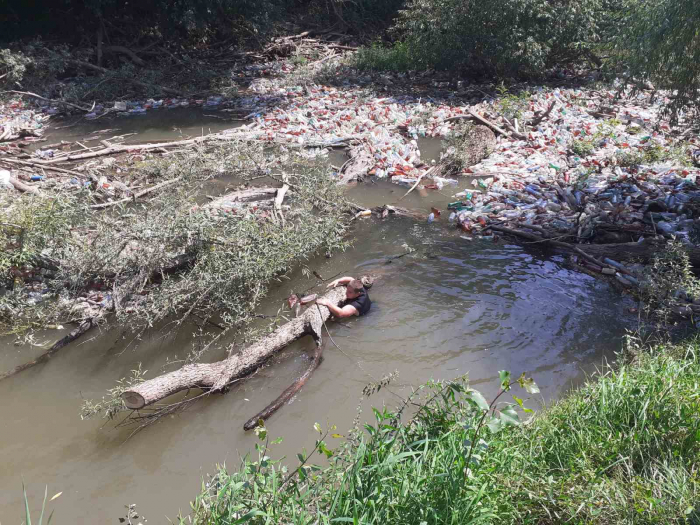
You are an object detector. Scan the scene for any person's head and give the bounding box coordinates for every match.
[345,279,364,300]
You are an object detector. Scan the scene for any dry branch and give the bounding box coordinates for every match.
[0,318,96,381]
[0,90,92,113]
[70,59,184,96]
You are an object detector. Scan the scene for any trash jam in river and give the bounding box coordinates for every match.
[2,52,700,320]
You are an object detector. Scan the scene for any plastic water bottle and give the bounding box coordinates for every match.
[427,213,435,223]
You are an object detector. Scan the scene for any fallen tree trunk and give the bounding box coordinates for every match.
[121,282,358,409]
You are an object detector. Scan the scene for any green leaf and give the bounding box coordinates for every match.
[500,406,521,426]
[486,416,503,433]
[23,482,31,525]
[512,395,524,407]
[467,390,489,411]
[518,374,540,394]
[232,510,266,524]
[331,433,344,438]
[499,370,512,390]
[297,453,306,463]
[314,422,322,434]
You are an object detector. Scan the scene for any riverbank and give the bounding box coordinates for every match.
[186,335,700,524]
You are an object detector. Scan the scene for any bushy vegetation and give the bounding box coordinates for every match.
[0,142,350,339]
[383,0,615,78]
[184,337,700,524]
[616,0,700,121]
[1,0,404,45]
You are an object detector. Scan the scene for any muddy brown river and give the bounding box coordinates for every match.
[1,112,634,523]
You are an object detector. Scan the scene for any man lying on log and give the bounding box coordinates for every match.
[316,276,372,317]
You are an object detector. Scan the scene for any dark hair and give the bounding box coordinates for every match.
[347,279,364,293]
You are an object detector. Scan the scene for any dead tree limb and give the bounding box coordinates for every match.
[243,338,325,430]
[530,100,557,127]
[488,224,699,267]
[0,157,88,178]
[0,90,92,113]
[0,318,97,381]
[121,281,364,410]
[69,59,183,96]
[101,45,146,66]
[8,177,41,195]
[90,177,181,209]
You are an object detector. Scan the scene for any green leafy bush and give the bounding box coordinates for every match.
[186,338,700,524]
[616,0,700,122]
[391,0,612,77]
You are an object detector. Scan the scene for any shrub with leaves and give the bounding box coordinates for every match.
[616,0,700,122]
[392,0,613,77]
[1,142,350,340]
[640,240,700,322]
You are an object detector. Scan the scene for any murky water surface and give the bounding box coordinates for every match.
[1,119,633,523]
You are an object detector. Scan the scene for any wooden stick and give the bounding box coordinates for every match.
[0,158,87,179]
[530,100,557,127]
[69,59,183,96]
[468,109,527,140]
[0,90,92,112]
[398,166,435,201]
[243,340,324,430]
[90,177,181,209]
[0,318,96,381]
[274,174,289,226]
[489,224,606,268]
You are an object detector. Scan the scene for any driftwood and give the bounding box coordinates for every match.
[0,318,97,381]
[243,338,325,430]
[339,142,373,184]
[101,45,146,66]
[70,59,184,96]
[530,100,557,127]
[489,224,700,268]
[121,282,360,413]
[0,90,92,113]
[8,177,41,195]
[90,177,181,209]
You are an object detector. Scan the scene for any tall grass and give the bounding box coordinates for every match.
[185,338,700,524]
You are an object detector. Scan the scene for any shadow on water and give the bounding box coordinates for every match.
[0,207,635,523]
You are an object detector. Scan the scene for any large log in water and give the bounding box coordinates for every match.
[121,284,351,410]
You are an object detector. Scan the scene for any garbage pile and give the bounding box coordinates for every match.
[440,89,700,245]
[0,99,47,143]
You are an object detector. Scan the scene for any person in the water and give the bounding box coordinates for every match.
[316,276,371,317]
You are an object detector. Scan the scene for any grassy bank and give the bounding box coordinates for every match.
[185,337,700,524]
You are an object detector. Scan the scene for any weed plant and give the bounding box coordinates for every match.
[184,338,700,524]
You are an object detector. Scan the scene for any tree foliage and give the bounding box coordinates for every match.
[392,0,614,77]
[616,0,700,121]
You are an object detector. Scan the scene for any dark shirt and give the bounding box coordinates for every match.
[347,289,371,316]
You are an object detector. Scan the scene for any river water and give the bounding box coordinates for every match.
[0,112,634,523]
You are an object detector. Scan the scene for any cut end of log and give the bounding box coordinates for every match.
[122,391,146,409]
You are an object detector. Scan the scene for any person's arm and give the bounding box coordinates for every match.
[316,298,358,317]
[327,276,355,288]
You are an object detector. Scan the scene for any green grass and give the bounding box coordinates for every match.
[354,42,413,72]
[184,338,700,524]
